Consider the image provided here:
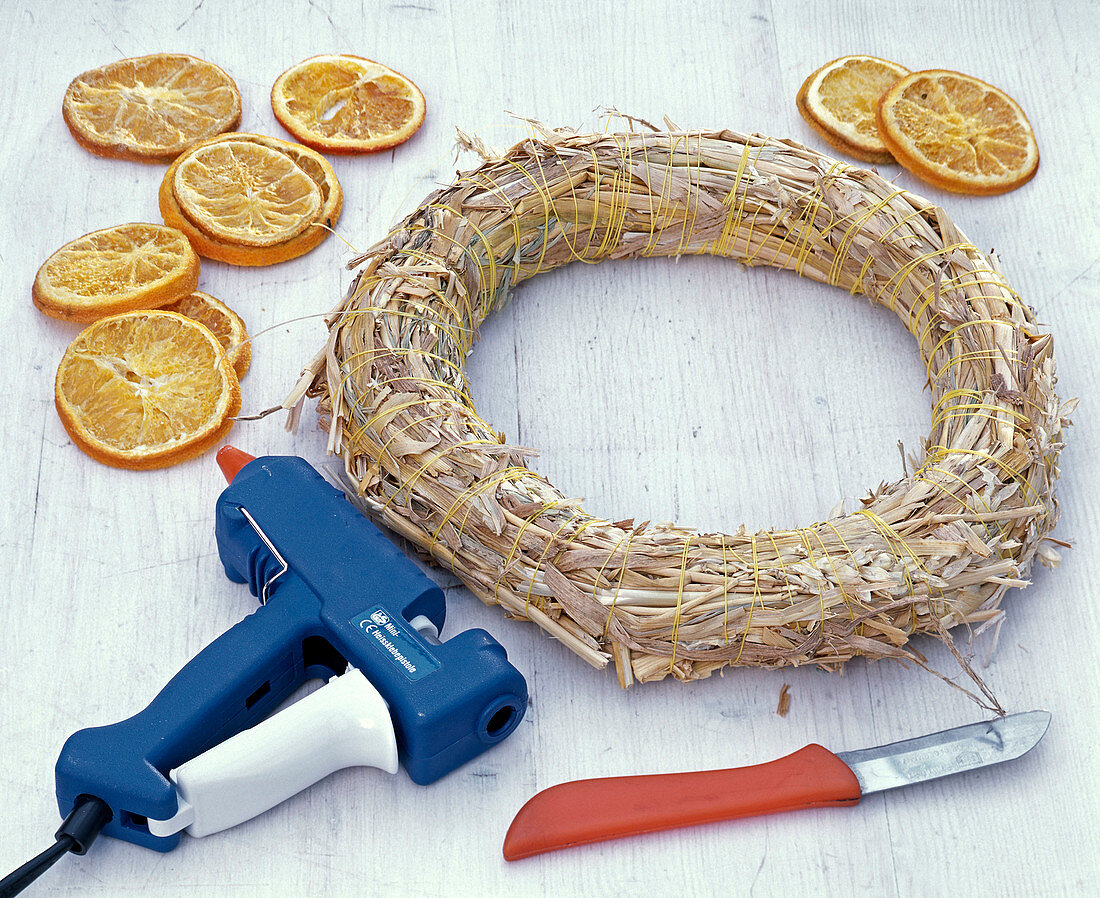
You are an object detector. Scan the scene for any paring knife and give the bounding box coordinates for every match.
[503,710,1050,860]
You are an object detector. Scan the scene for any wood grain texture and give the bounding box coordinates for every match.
[0,1,1097,895]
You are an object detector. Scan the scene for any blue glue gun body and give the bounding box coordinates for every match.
[55,455,527,851]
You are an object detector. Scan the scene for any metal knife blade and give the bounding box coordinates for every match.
[838,709,1051,795]
[503,710,1051,860]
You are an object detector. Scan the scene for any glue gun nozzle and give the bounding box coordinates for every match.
[217,445,256,483]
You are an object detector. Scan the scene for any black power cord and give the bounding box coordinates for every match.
[0,797,111,897]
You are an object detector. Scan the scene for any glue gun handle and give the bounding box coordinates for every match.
[150,668,398,838]
[137,591,317,771]
[56,583,319,849]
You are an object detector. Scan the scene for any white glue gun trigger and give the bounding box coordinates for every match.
[147,665,399,839]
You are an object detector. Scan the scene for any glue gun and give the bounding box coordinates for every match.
[31,448,526,872]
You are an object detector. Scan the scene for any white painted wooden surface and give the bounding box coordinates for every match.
[1,1,1097,895]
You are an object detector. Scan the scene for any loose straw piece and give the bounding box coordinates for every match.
[290,122,1071,700]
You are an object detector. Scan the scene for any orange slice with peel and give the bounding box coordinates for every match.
[271,54,426,154]
[162,290,251,379]
[63,53,241,162]
[877,69,1039,195]
[33,223,199,323]
[797,55,910,163]
[173,140,322,247]
[55,310,240,470]
[160,133,343,266]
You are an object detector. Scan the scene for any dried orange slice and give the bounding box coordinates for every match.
[55,310,240,470]
[63,53,241,162]
[797,55,910,163]
[160,133,343,266]
[162,291,251,379]
[271,54,426,154]
[173,140,322,247]
[877,69,1039,195]
[33,223,199,323]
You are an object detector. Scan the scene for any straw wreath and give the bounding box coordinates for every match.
[288,121,1071,702]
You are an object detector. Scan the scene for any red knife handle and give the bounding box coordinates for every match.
[503,743,861,860]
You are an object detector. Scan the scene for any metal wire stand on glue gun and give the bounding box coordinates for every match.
[0,447,528,895]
